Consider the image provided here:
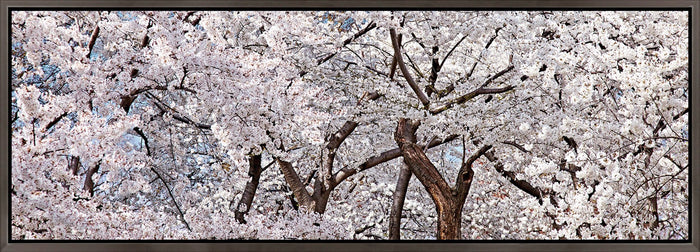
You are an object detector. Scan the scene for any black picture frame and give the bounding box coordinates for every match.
[2,0,698,251]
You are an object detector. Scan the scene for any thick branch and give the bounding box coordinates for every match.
[484,151,557,207]
[277,159,315,210]
[324,121,358,186]
[333,134,458,185]
[485,151,539,198]
[428,46,440,85]
[389,29,430,108]
[429,85,515,115]
[455,145,492,197]
[68,156,80,176]
[357,91,383,105]
[83,160,101,197]
[389,34,402,80]
[140,31,150,48]
[86,25,100,58]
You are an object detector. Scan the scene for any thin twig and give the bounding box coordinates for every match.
[151,166,192,231]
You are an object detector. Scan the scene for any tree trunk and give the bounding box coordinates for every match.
[394,118,491,240]
[313,190,331,214]
[233,155,262,224]
[436,200,463,240]
[389,163,411,240]
[83,160,101,196]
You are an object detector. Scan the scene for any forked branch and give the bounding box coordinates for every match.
[389,28,430,108]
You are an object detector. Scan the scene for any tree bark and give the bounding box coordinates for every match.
[277,159,315,211]
[436,201,462,240]
[274,122,457,215]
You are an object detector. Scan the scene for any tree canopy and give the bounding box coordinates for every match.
[11,10,688,240]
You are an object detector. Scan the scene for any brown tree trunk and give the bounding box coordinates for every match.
[394,118,491,240]
[233,155,262,224]
[389,163,411,240]
[313,190,331,214]
[436,200,463,240]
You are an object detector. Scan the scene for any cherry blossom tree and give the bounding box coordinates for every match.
[11,10,688,240]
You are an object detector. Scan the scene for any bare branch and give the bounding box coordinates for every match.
[86,25,100,58]
[467,25,504,78]
[324,121,358,186]
[429,85,515,115]
[653,107,688,136]
[481,65,514,88]
[333,134,458,185]
[502,140,530,153]
[439,35,468,70]
[133,127,151,156]
[455,145,492,196]
[145,92,211,130]
[171,114,211,130]
[44,112,68,131]
[389,28,430,108]
[128,84,197,97]
[151,166,192,231]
